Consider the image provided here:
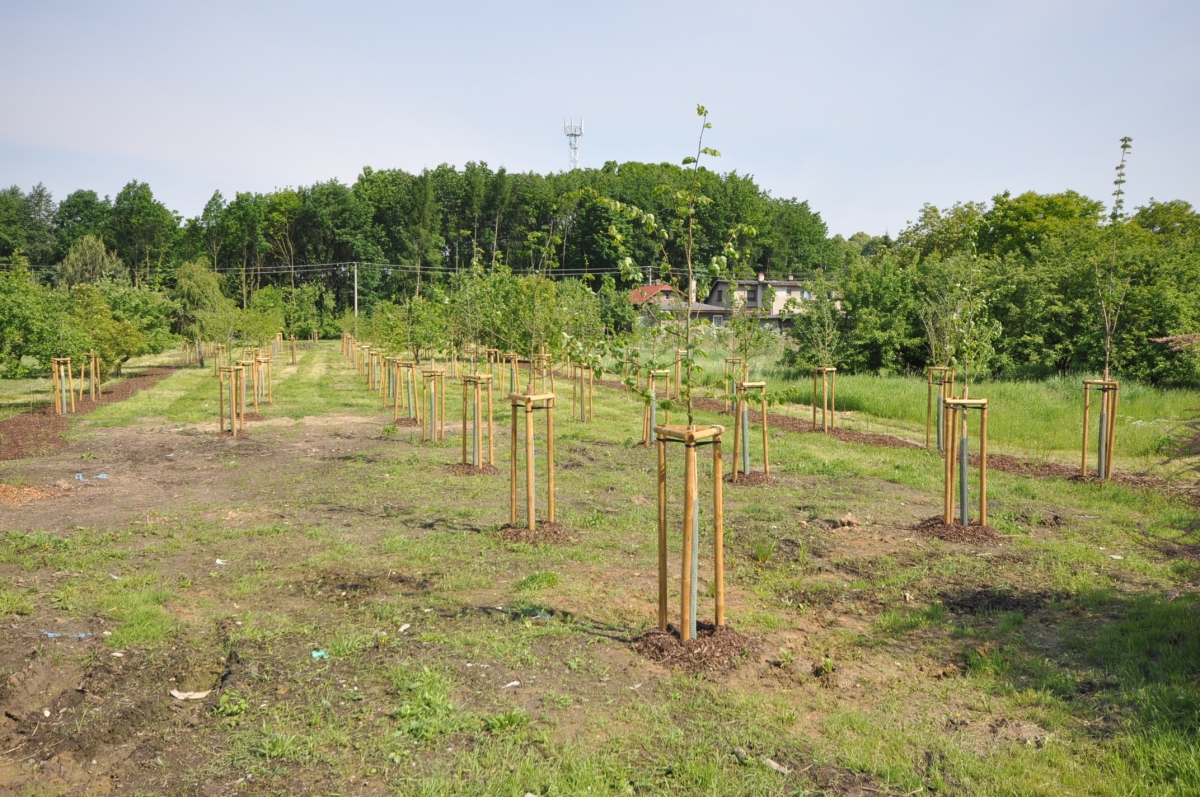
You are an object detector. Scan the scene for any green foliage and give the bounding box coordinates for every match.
[57,234,123,287]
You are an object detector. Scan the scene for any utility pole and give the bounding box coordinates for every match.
[353,262,359,336]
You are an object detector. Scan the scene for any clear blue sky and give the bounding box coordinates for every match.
[1,0,1196,237]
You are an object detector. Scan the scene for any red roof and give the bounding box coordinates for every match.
[629,283,674,305]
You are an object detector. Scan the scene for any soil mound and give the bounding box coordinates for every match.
[914,516,1000,544]
[635,621,757,673]
[726,470,774,486]
[496,520,575,544]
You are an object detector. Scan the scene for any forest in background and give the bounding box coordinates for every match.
[1,158,1198,384]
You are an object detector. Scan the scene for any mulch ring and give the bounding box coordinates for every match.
[726,470,775,486]
[444,463,501,477]
[0,367,178,461]
[914,516,1000,544]
[392,417,420,428]
[635,621,758,674]
[0,483,61,507]
[496,520,576,544]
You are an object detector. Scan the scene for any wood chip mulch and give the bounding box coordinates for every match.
[635,621,758,673]
[0,367,178,461]
[444,463,501,477]
[393,417,419,428]
[913,516,1000,544]
[726,471,775,486]
[496,520,576,544]
[0,483,61,507]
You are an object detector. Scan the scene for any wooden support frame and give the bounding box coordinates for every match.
[396,361,419,422]
[50,358,75,414]
[218,365,246,436]
[256,356,273,406]
[421,369,447,442]
[641,370,671,445]
[289,335,298,365]
[571,363,594,422]
[81,350,101,402]
[943,398,988,527]
[461,374,495,467]
[672,349,686,399]
[812,367,837,433]
[723,358,745,412]
[731,381,769,482]
[655,424,725,642]
[926,366,956,451]
[1082,379,1120,480]
[509,392,556,531]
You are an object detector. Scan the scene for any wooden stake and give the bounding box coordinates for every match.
[761,392,770,477]
[525,398,535,531]
[713,436,724,626]
[657,435,668,631]
[680,440,697,642]
[980,405,988,526]
[510,399,518,526]
[547,401,555,523]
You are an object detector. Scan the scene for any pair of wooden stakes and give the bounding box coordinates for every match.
[49,352,102,414]
[926,367,990,526]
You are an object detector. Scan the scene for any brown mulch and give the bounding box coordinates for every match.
[0,483,61,507]
[392,417,419,428]
[914,516,1000,544]
[496,520,576,544]
[0,367,178,461]
[635,621,758,673]
[444,463,501,477]
[726,470,775,486]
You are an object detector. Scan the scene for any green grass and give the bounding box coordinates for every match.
[3,339,1199,795]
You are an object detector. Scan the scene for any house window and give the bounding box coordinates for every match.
[712,315,724,327]
[716,289,723,303]
[802,290,811,300]
[746,288,757,303]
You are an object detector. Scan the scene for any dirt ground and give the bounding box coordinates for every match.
[0,360,1194,795]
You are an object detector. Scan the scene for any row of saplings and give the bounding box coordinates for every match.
[199,333,1123,663]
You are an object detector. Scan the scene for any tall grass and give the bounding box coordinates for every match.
[625,340,1199,464]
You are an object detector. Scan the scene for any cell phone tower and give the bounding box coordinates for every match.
[564,118,584,170]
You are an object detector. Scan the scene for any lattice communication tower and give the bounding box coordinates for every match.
[564,118,584,170]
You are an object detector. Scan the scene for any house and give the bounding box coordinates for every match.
[628,282,727,324]
[703,274,811,328]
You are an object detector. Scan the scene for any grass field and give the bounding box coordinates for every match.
[1,341,1199,795]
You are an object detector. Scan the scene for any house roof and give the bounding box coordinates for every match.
[629,283,674,305]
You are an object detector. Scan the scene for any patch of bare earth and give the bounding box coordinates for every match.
[496,521,576,544]
[914,516,1000,544]
[726,470,775,486]
[0,367,179,462]
[635,621,758,673]
[0,483,60,506]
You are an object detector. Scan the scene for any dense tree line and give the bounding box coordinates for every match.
[802,191,1200,385]
[2,157,1198,384]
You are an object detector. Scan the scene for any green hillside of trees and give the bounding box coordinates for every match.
[2,158,1198,383]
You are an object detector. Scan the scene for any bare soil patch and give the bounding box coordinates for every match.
[0,483,60,506]
[726,470,775,487]
[634,621,758,673]
[496,520,576,544]
[914,516,1000,544]
[0,367,178,461]
[444,462,501,476]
